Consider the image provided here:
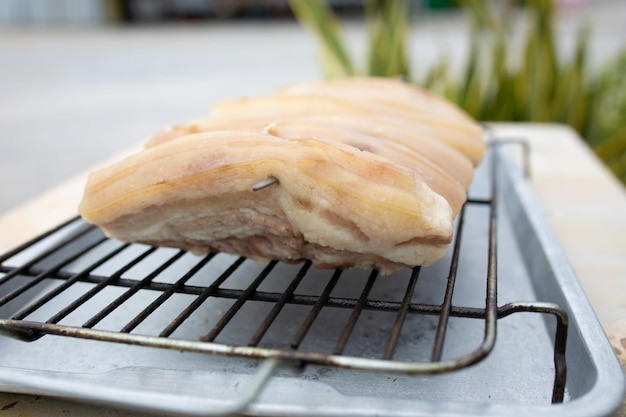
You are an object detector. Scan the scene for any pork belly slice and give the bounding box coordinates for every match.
[148,114,475,188]
[147,119,469,216]
[211,95,485,165]
[278,77,483,149]
[148,77,485,167]
[260,121,467,216]
[79,131,455,274]
[277,77,477,126]
[211,79,485,165]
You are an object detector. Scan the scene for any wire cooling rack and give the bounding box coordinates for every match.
[0,140,568,413]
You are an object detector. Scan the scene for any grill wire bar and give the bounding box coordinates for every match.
[202,260,279,343]
[0,139,569,412]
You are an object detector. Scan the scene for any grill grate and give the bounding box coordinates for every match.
[0,140,568,408]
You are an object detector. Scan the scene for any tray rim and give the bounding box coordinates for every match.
[489,146,625,417]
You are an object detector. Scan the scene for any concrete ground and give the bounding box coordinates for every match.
[1,0,625,215]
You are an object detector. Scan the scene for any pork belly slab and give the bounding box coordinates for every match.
[79,77,486,274]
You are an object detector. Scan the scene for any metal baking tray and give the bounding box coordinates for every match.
[0,140,623,417]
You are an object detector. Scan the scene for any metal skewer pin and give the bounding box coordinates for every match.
[252,176,279,192]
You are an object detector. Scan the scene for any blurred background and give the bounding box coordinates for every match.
[1,0,625,215]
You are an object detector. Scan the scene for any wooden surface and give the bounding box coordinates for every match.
[0,123,624,416]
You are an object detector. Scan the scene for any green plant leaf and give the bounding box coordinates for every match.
[364,0,411,79]
[289,0,354,78]
[289,0,626,184]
